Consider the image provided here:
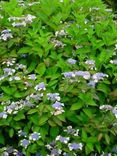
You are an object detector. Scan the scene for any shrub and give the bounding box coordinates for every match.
[0,0,117,155]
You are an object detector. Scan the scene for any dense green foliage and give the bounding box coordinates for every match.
[0,0,117,155]
[103,0,117,12]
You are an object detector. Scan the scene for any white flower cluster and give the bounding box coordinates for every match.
[0,29,13,41]
[3,68,16,76]
[26,93,43,101]
[67,58,77,65]
[92,72,108,82]
[64,126,79,136]
[51,101,64,115]
[68,143,83,151]
[51,38,66,48]
[2,58,16,67]
[85,59,96,70]
[9,76,21,81]
[8,14,36,27]
[63,70,90,80]
[34,82,46,91]
[56,135,70,144]
[110,60,117,65]
[47,93,61,101]
[55,29,67,37]
[0,99,34,118]
[100,105,117,118]
[20,132,41,148]
[29,132,41,141]
[28,2,40,6]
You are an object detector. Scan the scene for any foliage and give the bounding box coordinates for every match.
[0,0,117,155]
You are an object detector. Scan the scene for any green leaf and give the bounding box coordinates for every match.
[0,133,5,145]
[14,112,25,121]
[70,101,83,110]
[27,61,37,73]
[9,129,14,138]
[18,47,31,54]
[85,143,94,154]
[40,125,49,139]
[30,113,39,125]
[38,114,50,126]
[50,127,59,137]
[105,134,110,144]
[27,109,37,115]
[82,129,88,141]
[35,63,46,76]
[83,108,93,118]
[1,86,16,95]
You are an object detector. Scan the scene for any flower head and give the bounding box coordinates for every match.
[92,72,108,82]
[62,72,75,78]
[20,139,30,148]
[56,135,69,144]
[68,143,83,151]
[67,58,77,65]
[35,82,46,91]
[47,93,60,101]
[29,132,41,141]
[52,101,64,110]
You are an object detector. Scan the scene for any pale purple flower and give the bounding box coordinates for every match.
[1,29,11,34]
[3,68,15,75]
[67,58,77,64]
[51,149,62,156]
[112,109,117,118]
[56,135,69,144]
[28,74,37,80]
[23,100,34,107]
[110,60,117,65]
[0,112,7,119]
[52,101,64,110]
[68,143,83,151]
[62,72,75,78]
[85,59,95,70]
[35,82,46,91]
[20,139,30,148]
[74,71,90,79]
[99,105,113,111]
[47,93,60,101]
[88,80,96,88]
[12,21,26,27]
[27,93,43,101]
[112,147,117,153]
[64,126,79,136]
[0,32,13,41]
[55,29,67,37]
[18,130,27,137]
[29,132,41,141]
[92,72,108,82]
[25,14,36,23]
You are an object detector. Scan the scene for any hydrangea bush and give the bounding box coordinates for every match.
[0,0,117,155]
